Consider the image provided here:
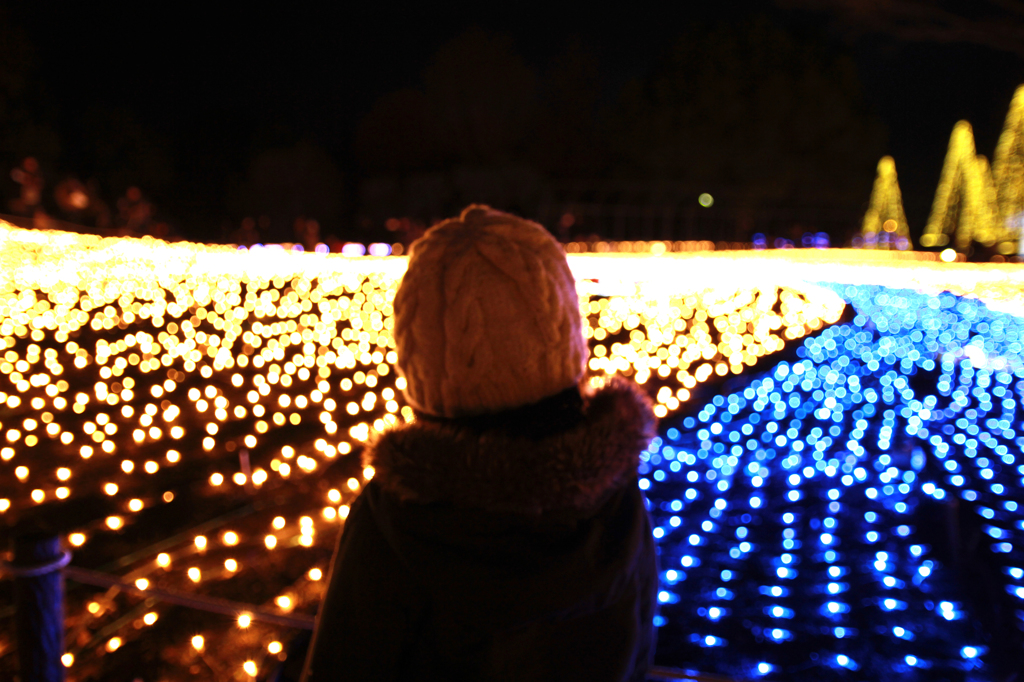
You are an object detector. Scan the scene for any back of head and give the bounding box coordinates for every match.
[394,205,586,418]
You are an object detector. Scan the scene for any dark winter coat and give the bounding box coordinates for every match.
[300,379,659,682]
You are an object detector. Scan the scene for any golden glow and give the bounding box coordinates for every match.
[106,637,121,652]
[5,220,1024,674]
[237,613,251,628]
[921,121,1006,252]
[69,532,86,546]
[62,653,74,667]
[135,578,149,590]
[268,641,283,654]
[191,635,204,650]
[861,156,911,250]
[143,612,158,625]
[993,84,1024,255]
[243,660,257,676]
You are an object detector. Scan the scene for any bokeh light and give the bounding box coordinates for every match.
[3,221,1024,679]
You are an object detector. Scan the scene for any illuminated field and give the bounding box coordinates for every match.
[1,222,1023,680]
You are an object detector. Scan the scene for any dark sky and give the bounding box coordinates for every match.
[5,1,1024,235]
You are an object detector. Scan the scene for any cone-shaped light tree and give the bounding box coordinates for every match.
[992,84,1024,255]
[921,121,1002,252]
[860,156,911,250]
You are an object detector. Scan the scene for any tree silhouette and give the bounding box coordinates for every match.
[228,141,345,241]
[608,18,886,207]
[353,89,438,173]
[0,13,60,185]
[81,106,172,199]
[422,28,537,166]
[529,39,606,177]
[355,28,543,174]
[777,0,1024,58]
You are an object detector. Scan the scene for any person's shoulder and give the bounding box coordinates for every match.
[363,377,657,516]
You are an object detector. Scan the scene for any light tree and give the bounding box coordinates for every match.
[860,156,910,249]
[921,121,1002,252]
[992,84,1024,253]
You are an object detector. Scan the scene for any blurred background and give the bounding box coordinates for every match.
[0,0,1023,248]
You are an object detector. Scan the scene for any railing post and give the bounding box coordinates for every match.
[11,525,67,682]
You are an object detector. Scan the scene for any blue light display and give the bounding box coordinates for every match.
[648,285,1024,680]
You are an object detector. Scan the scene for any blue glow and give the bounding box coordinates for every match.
[646,284,1024,679]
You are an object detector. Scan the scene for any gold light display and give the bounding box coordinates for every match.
[3,223,1024,679]
[992,84,1024,254]
[920,121,1006,252]
[860,156,911,250]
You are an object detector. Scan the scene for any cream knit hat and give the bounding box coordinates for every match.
[393,205,587,418]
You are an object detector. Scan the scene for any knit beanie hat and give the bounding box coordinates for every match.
[393,205,587,418]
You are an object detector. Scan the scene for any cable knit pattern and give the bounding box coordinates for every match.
[394,205,587,417]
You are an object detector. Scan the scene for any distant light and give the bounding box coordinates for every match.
[341,243,366,257]
[940,248,957,263]
[698,193,714,208]
[368,243,391,257]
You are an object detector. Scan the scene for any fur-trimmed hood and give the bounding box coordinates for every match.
[364,378,657,516]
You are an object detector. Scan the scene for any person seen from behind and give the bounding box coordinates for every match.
[301,205,659,681]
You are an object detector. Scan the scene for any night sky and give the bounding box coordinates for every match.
[4,1,1024,240]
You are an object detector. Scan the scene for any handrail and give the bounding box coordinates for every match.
[64,565,315,630]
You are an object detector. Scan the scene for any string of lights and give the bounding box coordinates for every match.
[647,284,1024,679]
[1,222,1023,679]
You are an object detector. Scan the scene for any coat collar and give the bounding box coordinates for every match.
[365,378,656,515]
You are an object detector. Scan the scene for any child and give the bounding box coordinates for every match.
[301,205,658,681]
